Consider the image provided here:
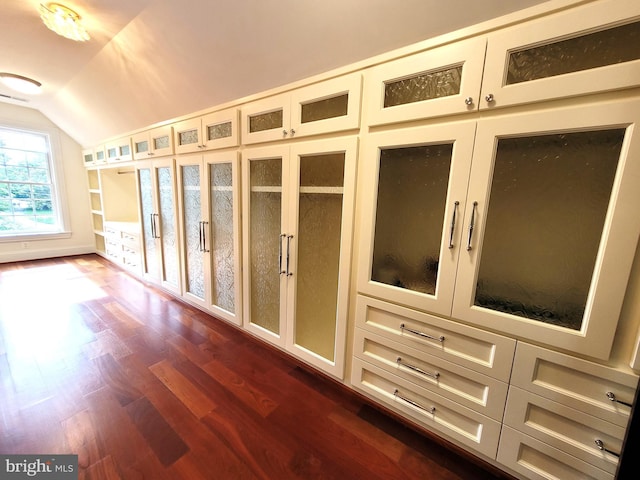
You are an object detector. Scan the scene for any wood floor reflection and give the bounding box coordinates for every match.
[0,255,510,479]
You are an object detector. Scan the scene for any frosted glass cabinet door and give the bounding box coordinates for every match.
[286,137,357,378]
[137,166,160,281]
[155,160,181,294]
[177,158,206,305]
[357,122,476,317]
[242,146,289,344]
[206,152,242,325]
[453,99,640,359]
[364,37,486,126]
[481,0,640,110]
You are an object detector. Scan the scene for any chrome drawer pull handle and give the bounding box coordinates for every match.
[400,323,445,343]
[595,439,620,458]
[397,357,440,380]
[394,389,435,415]
[606,391,632,408]
[448,201,459,249]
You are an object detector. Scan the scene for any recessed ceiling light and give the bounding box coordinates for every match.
[39,2,90,42]
[0,73,43,95]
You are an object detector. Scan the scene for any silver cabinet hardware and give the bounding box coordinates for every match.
[279,234,286,274]
[400,323,445,343]
[449,201,460,249]
[606,391,632,408]
[485,93,495,103]
[595,439,620,458]
[286,235,294,276]
[467,201,478,251]
[397,357,440,380]
[465,97,474,106]
[394,389,436,415]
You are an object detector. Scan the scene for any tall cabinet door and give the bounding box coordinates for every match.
[357,122,476,316]
[137,162,161,282]
[205,151,242,325]
[286,137,357,378]
[452,99,640,359]
[137,159,181,295]
[177,155,208,308]
[242,146,290,345]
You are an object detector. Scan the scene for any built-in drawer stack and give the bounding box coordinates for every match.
[103,221,141,273]
[351,295,516,458]
[498,343,638,480]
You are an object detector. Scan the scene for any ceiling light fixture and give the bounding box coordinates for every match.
[0,73,42,95]
[39,3,90,42]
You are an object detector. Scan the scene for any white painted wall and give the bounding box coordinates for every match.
[0,103,94,262]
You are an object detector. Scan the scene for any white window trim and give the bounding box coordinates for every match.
[0,120,72,242]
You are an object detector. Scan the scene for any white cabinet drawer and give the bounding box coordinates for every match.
[511,343,638,427]
[355,295,516,381]
[498,426,613,480]
[351,357,501,459]
[504,386,624,475]
[354,328,508,420]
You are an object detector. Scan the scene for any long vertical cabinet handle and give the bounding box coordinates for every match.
[155,214,161,238]
[198,221,203,252]
[466,201,478,251]
[201,221,210,253]
[279,234,286,274]
[286,235,294,276]
[448,201,460,249]
[150,213,156,239]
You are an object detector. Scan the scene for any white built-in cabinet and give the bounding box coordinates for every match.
[132,125,174,160]
[136,158,182,295]
[105,136,133,163]
[242,137,357,377]
[84,1,640,478]
[358,99,640,360]
[173,108,239,155]
[364,0,640,126]
[241,73,362,144]
[176,152,242,325]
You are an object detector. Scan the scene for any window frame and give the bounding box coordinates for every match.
[0,122,71,242]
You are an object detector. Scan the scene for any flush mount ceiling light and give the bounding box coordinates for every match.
[0,73,42,95]
[39,3,90,42]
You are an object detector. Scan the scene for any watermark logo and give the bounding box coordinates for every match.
[0,455,77,480]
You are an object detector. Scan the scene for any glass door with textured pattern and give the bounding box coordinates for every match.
[177,155,208,308]
[357,122,476,317]
[206,152,242,325]
[136,158,181,294]
[242,146,289,345]
[286,137,357,378]
[481,0,640,111]
[364,37,486,127]
[453,100,640,359]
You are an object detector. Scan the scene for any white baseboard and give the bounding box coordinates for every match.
[0,245,95,263]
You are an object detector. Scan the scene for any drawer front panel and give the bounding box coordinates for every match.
[351,357,501,458]
[354,328,508,420]
[356,295,516,381]
[498,426,613,480]
[504,386,624,474]
[512,343,638,426]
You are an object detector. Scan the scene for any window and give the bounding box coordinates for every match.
[0,126,66,237]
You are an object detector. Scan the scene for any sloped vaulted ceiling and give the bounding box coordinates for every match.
[1,0,548,147]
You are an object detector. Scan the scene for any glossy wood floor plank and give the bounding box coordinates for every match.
[0,255,512,479]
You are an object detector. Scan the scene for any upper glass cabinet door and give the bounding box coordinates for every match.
[481,0,640,110]
[358,122,476,316]
[453,99,640,359]
[364,37,486,126]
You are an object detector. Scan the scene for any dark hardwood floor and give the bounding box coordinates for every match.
[0,255,511,479]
